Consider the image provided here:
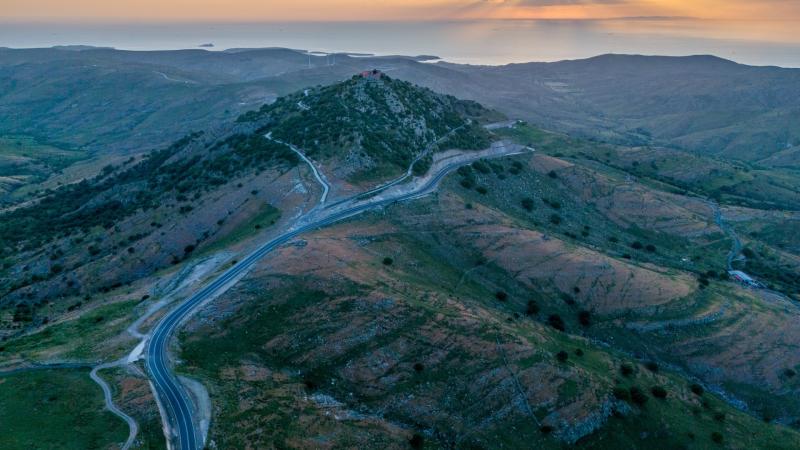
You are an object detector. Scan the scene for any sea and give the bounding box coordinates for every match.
[1,19,799,67]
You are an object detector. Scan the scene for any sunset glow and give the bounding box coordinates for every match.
[3,0,800,22]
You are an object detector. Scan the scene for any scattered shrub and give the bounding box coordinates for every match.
[629,387,648,405]
[303,377,319,391]
[543,199,561,209]
[525,300,539,316]
[409,433,425,449]
[472,161,490,174]
[645,361,659,372]
[495,291,508,301]
[613,387,631,401]
[574,348,584,357]
[521,197,535,211]
[690,383,704,396]
[540,425,554,434]
[556,350,569,362]
[711,431,724,444]
[645,244,656,252]
[578,310,591,327]
[413,363,425,373]
[382,257,394,266]
[785,368,797,378]
[476,186,488,195]
[549,214,562,225]
[651,386,667,399]
[548,314,565,331]
[620,364,635,378]
[631,241,644,250]
[713,412,726,422]
[548,170,558,179]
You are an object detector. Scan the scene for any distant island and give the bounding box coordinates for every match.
[198,43,214,48]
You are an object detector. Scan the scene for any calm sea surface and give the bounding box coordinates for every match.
[2,20,799,67]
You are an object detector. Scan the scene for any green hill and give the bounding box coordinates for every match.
[239,72,496,180]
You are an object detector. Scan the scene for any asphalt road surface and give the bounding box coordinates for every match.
[145,145,525,450]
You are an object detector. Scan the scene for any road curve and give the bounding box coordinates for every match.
[265,132,330,204]
[90,362,139,450]
[146,143,526,450]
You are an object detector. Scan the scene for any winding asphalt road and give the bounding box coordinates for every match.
[145,144,526,450]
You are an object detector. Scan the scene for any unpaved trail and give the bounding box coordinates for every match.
[265,132,331,204]
[708,200,743,271]
[90,361,139,450]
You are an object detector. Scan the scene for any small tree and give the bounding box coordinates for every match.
[548,314,565,331]
[525,300,539,316]
[629,386,648,406]
[620,364,634,377]
[521,197,535,211]
[651,386,667,399]
[409,433,425,449]
[578,310,591,327]
[613,387,631,401]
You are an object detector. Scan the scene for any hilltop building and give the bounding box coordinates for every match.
[360,69,384,80]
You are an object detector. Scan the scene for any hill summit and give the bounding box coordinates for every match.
[0,75,499,328]
[239,71,499,180]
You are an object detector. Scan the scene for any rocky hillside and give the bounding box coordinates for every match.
[239,72,496,180]
[0,76,498,337]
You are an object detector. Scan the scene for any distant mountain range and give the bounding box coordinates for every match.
[1,47,798,167]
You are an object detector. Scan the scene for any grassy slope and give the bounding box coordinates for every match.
[0,368,128,450]
[497,124,800,211]
[496,123,800,297]
[105,366,166,450]
[1,298,139,363]
[0,135,87,199]
[177,202,800,449]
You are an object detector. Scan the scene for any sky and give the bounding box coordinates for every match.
[3,0,800,22]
